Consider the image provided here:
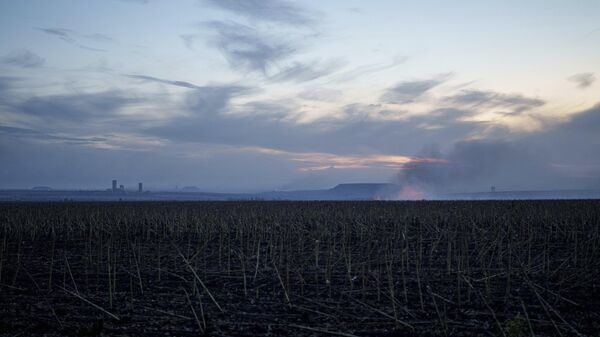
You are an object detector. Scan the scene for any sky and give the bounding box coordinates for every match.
[0,0,599,193]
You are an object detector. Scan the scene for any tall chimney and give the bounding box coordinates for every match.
[138,182,143,193]
[112,180,117,192]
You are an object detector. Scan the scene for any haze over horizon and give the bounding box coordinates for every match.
[1,0,599,194]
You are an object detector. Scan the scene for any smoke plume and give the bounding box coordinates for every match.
[392,139,566,198]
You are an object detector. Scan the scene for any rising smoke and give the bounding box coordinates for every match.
[391,139,570,199]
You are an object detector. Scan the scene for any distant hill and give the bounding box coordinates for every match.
[1,184,599,201]
[181,186,201,192]
[443,189,600,200]
[329,183,398,197]
[31,186,52,191]
[258,183,400,200]
[329,183,403,200]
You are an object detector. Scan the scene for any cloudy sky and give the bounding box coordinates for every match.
[0,0,599,193]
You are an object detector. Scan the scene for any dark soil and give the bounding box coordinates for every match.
[1,201,599,336]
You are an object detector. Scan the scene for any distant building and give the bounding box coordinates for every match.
[112,180,117,192]
[491,186,496,193]
[138,182,143,193]
[119,184,125,192]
